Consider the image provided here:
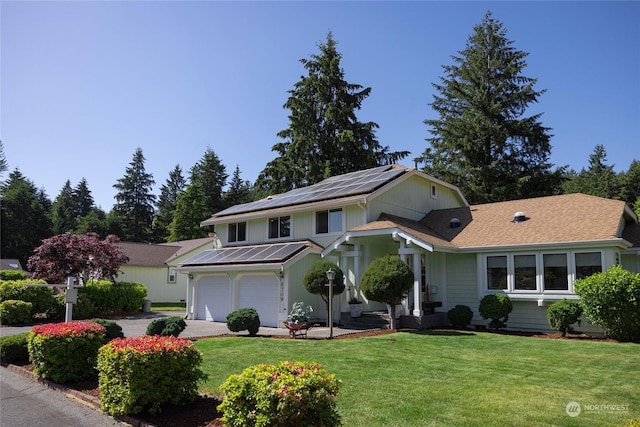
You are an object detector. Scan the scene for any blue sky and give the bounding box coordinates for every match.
[2,1,638,210]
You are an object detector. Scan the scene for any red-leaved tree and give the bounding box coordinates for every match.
[27,233,129,283]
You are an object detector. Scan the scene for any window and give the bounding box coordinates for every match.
[168,267,176,284]
[268,216,290,239]
[575,252,602,279]
[431,184,437,199]
[514,255,536,290]
[228,222,247,243]
[316,209,342,234]
[486,256,507,290]
[543,254,568,290]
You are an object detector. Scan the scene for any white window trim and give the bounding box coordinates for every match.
[228,222,248,244]
[168,267,177,284]
[430,184,437,199]
[480,250,604,300]
[267,216,292,241]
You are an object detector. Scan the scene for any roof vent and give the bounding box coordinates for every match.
[512,211,528,223]
[449,218,461,228]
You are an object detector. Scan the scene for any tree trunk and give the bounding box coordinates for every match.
[387,304,397,330]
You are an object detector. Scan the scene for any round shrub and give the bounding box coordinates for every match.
[97,335,207,416]
[226,308,260,336]
[218,361,341,427]
[0,270,28,281]
[479,293,513,330]
[574,265,640,342]
[448,304,473,328]
[28,321,106,383]
[0,300,33,325]
[146,316,187,337]
[90,318,124,340]
[0,332,30,363]
[0,280,55,317]
[546,299,582,337]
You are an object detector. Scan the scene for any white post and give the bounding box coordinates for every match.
[65,276,75,322]
[326,269,335,339]
[413,255,423,316]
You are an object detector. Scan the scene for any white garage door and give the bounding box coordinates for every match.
[238,274,279,327]
[197,275,231,322]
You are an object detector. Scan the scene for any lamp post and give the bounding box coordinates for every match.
[326,269,335,339]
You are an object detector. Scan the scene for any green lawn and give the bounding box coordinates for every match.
[194,331,639,427]
[150,302,186,311]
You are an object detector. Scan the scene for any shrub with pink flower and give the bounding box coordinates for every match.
[27,321,106,383]
[97,335,207,416]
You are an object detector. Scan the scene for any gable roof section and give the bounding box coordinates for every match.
[423,193,633,249]
[119,238,214,267]
[178,241,322,268]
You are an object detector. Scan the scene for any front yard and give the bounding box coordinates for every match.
[194,331,639,426]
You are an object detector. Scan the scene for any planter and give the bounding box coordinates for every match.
[349,303,362,318]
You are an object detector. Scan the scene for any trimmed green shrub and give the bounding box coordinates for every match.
[546,299,582,337]
[90,318,124,340]
[448,304,473,328]
[0,270,28,281]
[80,280,147,314]
[0,280,55,317]
[146,316,187,337]
[0,332,30,363]
[218,361,341,427]
[0,300,33,325]
[575,265,640,342]
[226,308,260,336]
[479,293,513,330]
[97,335,207,415]
[27,321,106,383]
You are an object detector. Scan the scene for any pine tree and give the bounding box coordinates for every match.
[73,178,95,216]
[112,147,156,242]
[51,180,76,234]
[168,183,209,242]
[223,165,253,209]
[151,165,186,242]
[190,147,227,215]
[0,141,7,181]
[0,169,52,267]
[422,11,563,204]
[256,32,408,195]
[618,159,640,208]
[563,145,620,199]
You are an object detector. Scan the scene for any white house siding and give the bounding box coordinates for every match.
[621,253,640,273]
[286,253,327,323]
[118,265,185,303]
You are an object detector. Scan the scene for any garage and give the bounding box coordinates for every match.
[237,274,279,327]
[196,275,231,322]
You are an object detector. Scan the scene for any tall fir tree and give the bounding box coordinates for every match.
[619,159,640,209]
[223,165,253,208]
[168,182,209,242]
[563,145,620,200]
[73,178,95,216]
[0,169,52,267]
[256,32,408,196]
[151,164,186,242]
[422,11,563,204]
[0,141,7,181]
[112,147,156,242]
[190,147,227,215]
[51,180,76,234]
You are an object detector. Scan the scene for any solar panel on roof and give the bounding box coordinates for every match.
[179,242,309,266]
[214,165,406,217]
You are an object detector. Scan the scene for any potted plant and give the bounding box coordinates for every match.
[348,296,363,318]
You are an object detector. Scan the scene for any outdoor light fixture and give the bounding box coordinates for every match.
[326,269,335,339]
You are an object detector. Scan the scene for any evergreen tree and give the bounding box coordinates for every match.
[51,180,76,234]
[75,207,111,237]
[151,165,186,242]
[168,183,209,242]
[223,165,253,209]
[0,169,52,267]
[563,145,619,199]
[112,147,156,242]
[619,159,640,208]
[73,178,95,217]
[422,11,563,204]
[190,147,227,215]
[0,141,7,181]
[256,32,408,195]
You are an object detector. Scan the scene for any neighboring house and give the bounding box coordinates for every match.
[177,164,640,332]
[117,237,214,303]
[0,259,24,271]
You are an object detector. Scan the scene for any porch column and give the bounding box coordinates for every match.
[412,254,423,316]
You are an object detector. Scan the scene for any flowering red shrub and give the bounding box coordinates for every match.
[98,335,207,415]
[28,321,106,383]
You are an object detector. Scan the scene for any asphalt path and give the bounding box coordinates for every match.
[0,367,129,427]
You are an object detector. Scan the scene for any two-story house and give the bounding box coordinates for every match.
[177,164,640,331]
